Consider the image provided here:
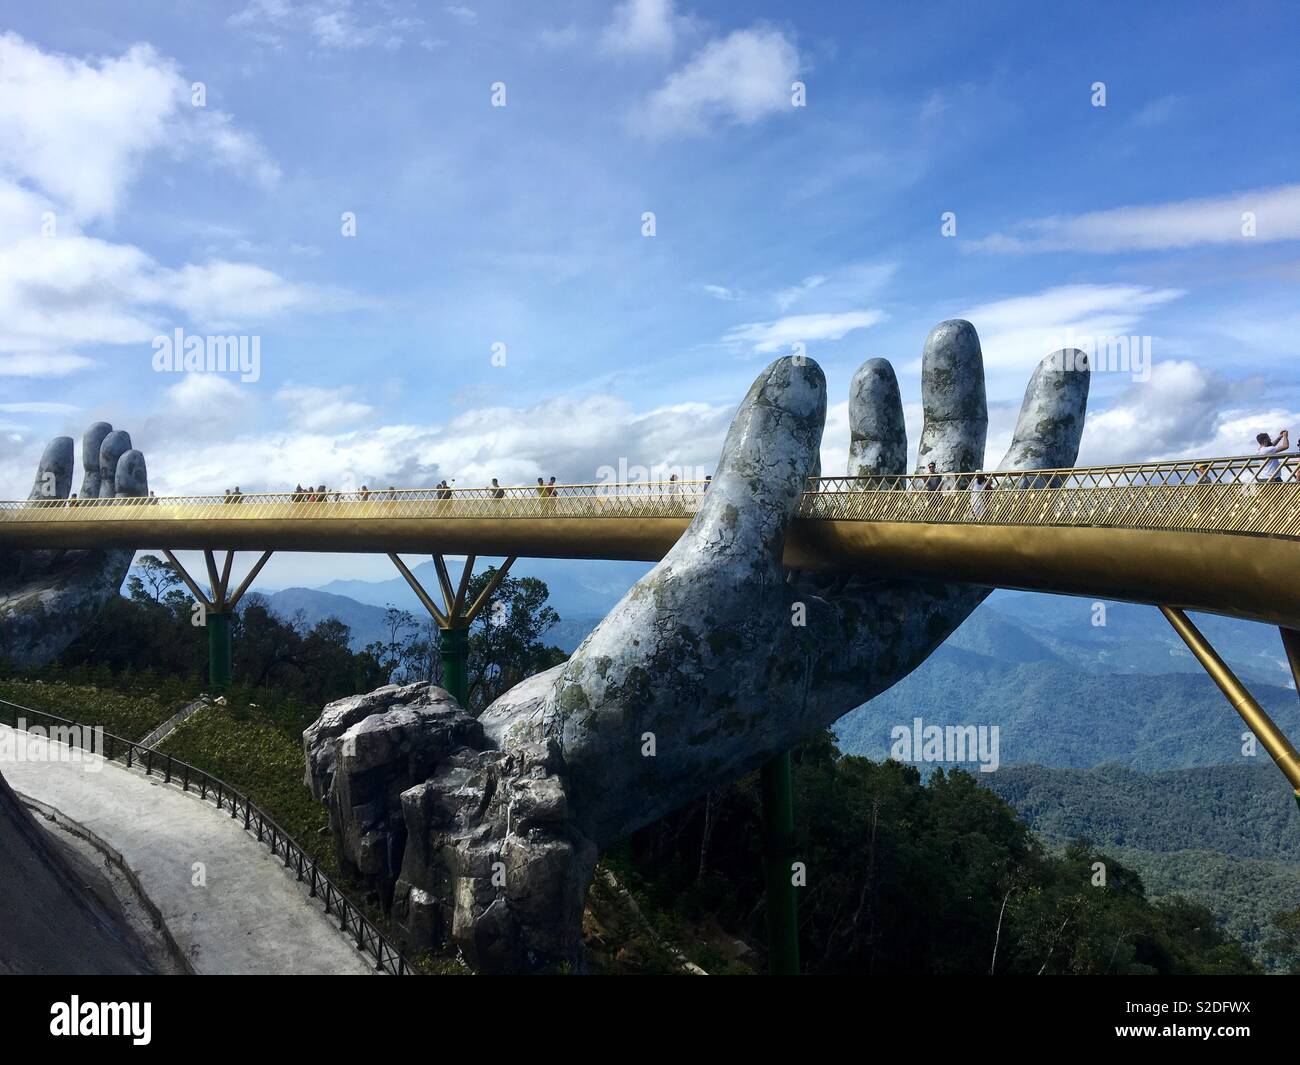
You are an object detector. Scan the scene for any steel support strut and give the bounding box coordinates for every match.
[1162,607,1300,809]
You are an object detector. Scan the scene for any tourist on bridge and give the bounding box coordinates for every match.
[1256,430,1290,482]
[969,473,989,518]
[925,462,942,492]
[491,478,505,499]
[547,476,557,497]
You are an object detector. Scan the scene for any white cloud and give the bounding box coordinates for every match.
[775,275,825,311]
[724,310,885,355]
[4,391,738,499]
[1079,360,1295,465]
[969,184,1300,254]
[0,37,339,378]
[0,353,95,377]
[0,401,77,414]
[165,261,338,327]
[231,1,423,51]
[0,235,342,363]
[642,26,799,137]
[958,284,1185,371]
[772,263,894,312]
[445,5,477,26]
[702,283,743,301]
[186,111,282,189]
[277,385,375,431]
[603,0,683,57]
[0,33,278,223]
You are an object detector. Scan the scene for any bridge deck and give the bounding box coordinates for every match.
[2,458,1298,626]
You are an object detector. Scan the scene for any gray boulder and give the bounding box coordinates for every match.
[304,680,594,972]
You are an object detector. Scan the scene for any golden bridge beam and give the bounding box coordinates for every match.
[1281,628,1300,698]
[450,553,475,623]
[227,550,273,610]
[161,549,213,611]
[431,555,455,615]
[388,553,448,628]
[463,556,516,624]
[203,549,225,609]
[1160,606,1300,794]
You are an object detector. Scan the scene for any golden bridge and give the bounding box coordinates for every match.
[5,453,1300,794]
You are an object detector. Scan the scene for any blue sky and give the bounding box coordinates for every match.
[1,1,1298,584]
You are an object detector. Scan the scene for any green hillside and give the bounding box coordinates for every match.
[836,653,1300,771]
[982,763,1300,968]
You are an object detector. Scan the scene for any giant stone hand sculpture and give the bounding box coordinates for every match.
[0,423,149,667]
[304,320,1089,972]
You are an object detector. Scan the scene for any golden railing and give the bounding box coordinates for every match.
[1,454,1298,539]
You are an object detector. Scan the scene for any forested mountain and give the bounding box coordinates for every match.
[982,763,1300,966]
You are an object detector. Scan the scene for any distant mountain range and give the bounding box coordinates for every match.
[833,601,1300,772]
[253,557,650,653]
[317,556,652,618]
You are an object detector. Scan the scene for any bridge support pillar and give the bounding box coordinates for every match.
[761,750,800,975]
[388,552,516,712]
[1163,607,1300,806]
[162,548,272,693]
[439,624,470,708]
[208,611,232,690]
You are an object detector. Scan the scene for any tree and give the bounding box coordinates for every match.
[1266,906,1300,973]
[364,605,419,683]
[126,554,183,604]
[464,568,566,714]
[397,617,442,686]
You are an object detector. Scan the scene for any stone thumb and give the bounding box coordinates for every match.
[671,356,825,574]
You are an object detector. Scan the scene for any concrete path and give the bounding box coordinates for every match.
[0,724,374,975]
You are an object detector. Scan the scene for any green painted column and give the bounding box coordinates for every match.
[761,750,800,975]
[208,611,232,690]
[440,624,470,708]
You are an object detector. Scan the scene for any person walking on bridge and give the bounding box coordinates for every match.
[1256,430,1290,482]
[969,473,988,519]
[925,462,942,492]
[491,478,505,499]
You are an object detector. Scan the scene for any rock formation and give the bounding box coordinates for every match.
[304,677,594,972]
